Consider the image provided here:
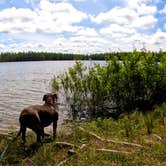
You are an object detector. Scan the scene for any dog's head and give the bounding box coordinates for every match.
[43,93,58,104]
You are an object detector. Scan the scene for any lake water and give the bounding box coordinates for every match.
[0,60,102,134]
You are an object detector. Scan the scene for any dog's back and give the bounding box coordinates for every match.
[20,104,58,126]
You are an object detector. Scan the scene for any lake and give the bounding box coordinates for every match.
[0,60,102,134]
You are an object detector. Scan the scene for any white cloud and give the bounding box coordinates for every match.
[0,7,37,33]
[0,43,5,49]
[132,15,157,30]
[91,2,157,29]
[0,0,87,34]
[0,32,112,54]
[159,5,166,14]
[2,28,166,53]
[100,24,136,36]
[137,4,157,16]
[153,29,166,44]
[39,0,87,23]
[0,0,165,53]
[0,7,37,22]
[90,0,159,52]
[125,0,158,10]
[91,3,157,30]
[76,27,99,37]
[91,7,138,25]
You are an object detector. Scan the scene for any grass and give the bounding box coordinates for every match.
[0,104,166,166]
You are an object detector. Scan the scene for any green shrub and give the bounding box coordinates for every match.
[52,51,166,119]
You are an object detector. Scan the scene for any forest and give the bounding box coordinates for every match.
[0,52,105,61]
[0,51,165,62]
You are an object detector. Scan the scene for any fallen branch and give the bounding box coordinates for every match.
[57,145,130,166]
[96,148,131,155]
[79,127,143,148]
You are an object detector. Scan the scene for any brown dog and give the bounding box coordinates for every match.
[17,93,59,143]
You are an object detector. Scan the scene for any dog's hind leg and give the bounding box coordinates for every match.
[16,125,27,143]
[32,124,44,143]
[21,126,27,143]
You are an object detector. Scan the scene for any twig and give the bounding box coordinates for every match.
[96,148,131,155]
[96,149,131,154]
[152,134,162,141]
[79,127,143,148]
[79,144,87,150]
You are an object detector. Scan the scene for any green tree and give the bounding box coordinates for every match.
[52,51,166,119]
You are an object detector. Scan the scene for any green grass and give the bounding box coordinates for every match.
[0,105,166,166]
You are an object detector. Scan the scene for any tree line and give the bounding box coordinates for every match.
[0,51,165,62]
[0,52,106,62]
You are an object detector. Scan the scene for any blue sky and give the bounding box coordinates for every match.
[0,0,165,53]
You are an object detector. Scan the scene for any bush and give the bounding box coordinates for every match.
[52,51,166,119]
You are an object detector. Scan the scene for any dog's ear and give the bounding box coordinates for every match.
[53,93,58,100]
[43,94,47,101]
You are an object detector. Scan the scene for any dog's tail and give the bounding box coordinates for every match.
[15,115,25,140]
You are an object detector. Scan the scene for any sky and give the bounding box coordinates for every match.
[0,0,165,54]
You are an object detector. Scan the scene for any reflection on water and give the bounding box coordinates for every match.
[0,60,103,134]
